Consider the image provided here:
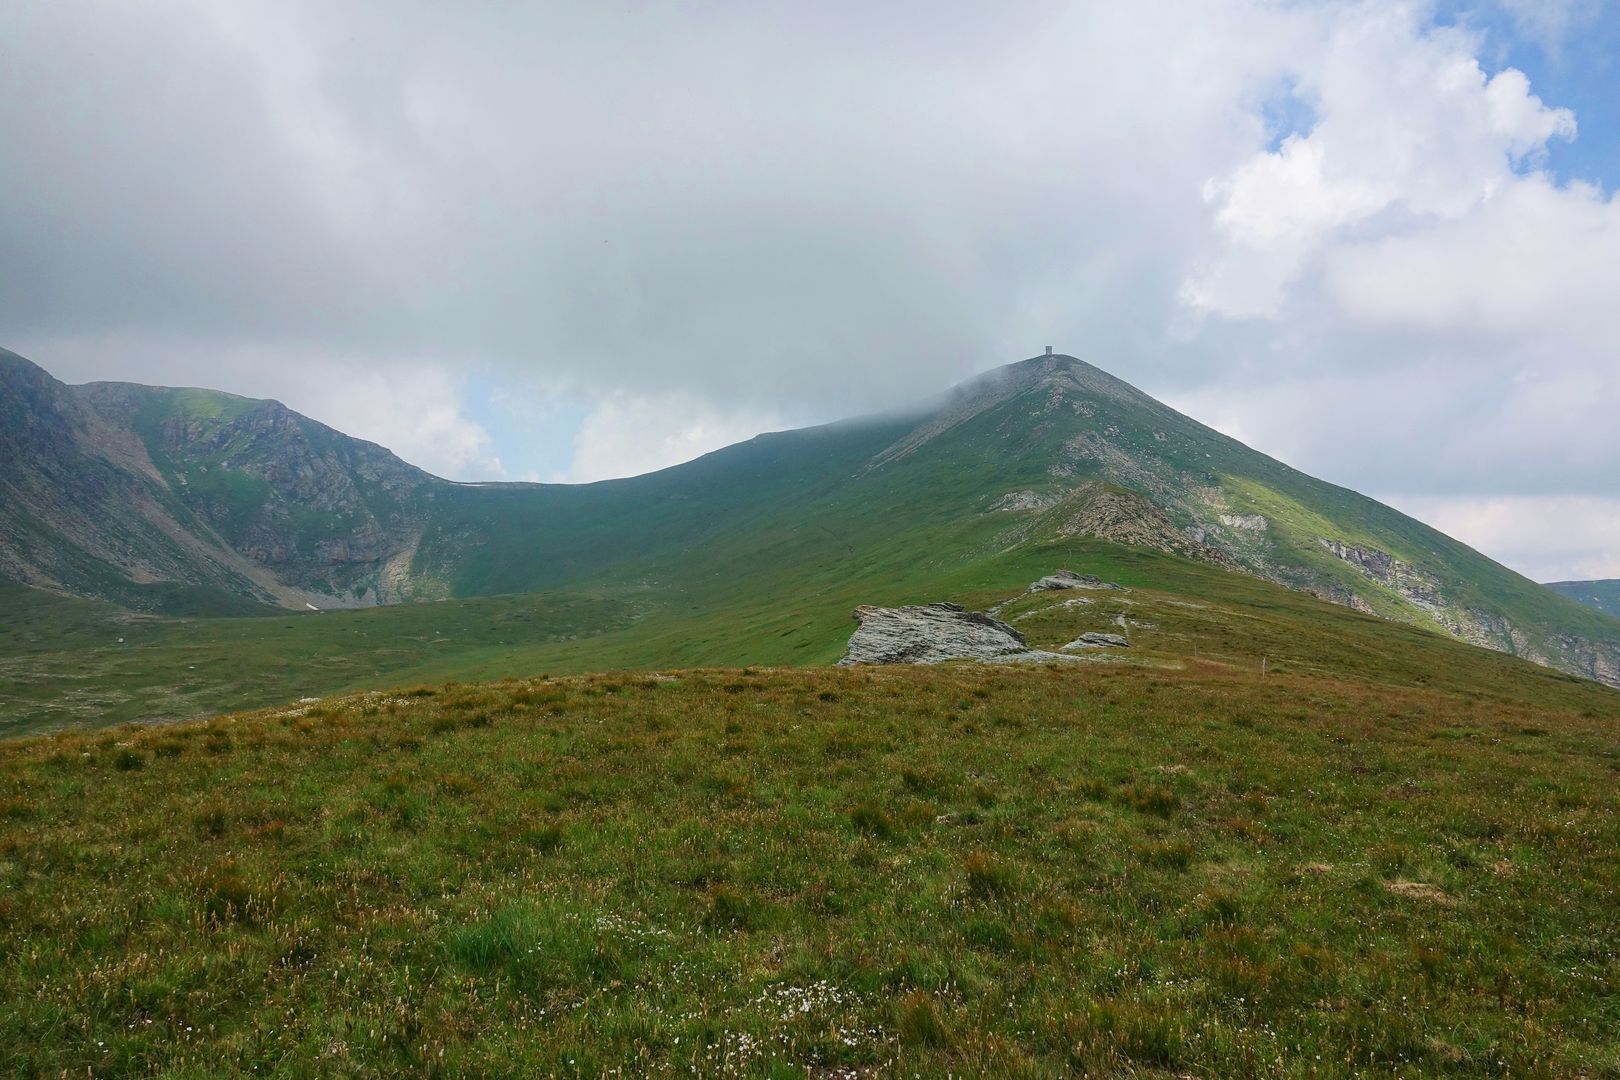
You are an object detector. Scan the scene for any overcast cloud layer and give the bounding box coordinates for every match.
[2,0,1616,581]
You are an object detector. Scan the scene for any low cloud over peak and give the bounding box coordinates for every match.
[3,0,1617,578]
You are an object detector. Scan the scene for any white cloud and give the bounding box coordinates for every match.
[1150,1,1620,585]
[558,395,786,484]
[5,0,1620,579]
[1323,174,1620,343]
[1381,493,1620,582]
[1185,5,1575,319]
[26,335,501,480]
[1493,0,1602,53]
[0,0,1292,411]
[302,365,502,480]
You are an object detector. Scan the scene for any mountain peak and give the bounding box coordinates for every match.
[4,345,1618,690]
[867,352,1159,470]
[999,352,1157,400]
[0,347,59,393]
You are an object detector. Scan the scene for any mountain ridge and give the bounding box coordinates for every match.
[1548,579,1620,620]
[4,346,1619,688]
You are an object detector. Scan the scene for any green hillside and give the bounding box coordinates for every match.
[400,355,1620,689]
[6,352,1620,1075]
[3,530,1610,740]
[1548,579,1620,619]
[5,348,1620,714]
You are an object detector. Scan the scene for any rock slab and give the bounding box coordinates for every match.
[1028,570,1122,593]
[839,602,1031,665]
[1063,632,1130,649]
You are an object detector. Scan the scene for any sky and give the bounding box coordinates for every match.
[2,0,1617,582]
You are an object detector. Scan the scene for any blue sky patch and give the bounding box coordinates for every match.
[1260,77,1319,151]
[1436,0,1620,191]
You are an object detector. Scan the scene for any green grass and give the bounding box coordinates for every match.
[1,658,1616,1076]
[0,581,636,737]
[6,352,1619,1075]
[401,355,1620,688]
[5,530,1613,740]
[12,352,1620,689]
[1549,579,1620,619]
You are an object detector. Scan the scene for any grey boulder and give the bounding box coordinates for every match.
[839,602,1032,665]
[1028,570,1121,593]
[1063,631,1130,649]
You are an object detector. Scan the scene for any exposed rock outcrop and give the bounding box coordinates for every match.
[1035,482,1235,568]
[839,600,1120,667]
[1318,538,1444,612]
[1311,536,1620,688]
[839,603,1029,665]
[1549,634,1620,688]
[1064,632,1130,649]
[1028,570,1122,593]
[989,490,1062,512]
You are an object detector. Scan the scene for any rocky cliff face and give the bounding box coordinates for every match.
[1035,483,1234,568]
[1317,539,1445,612]
[1309,536,1620,687]
[1,351,270,609]
[88,383,439,601]
[0,351,444,611]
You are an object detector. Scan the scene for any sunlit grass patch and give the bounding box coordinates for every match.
[1115,781,1178,816]
[1069,999,1187,1069]
[198,859,281,925]
[1134,838,1194,870]
[962,851,1018,897]
[446,901,651,993]
[526,822,564,853]
[703,884,759,930]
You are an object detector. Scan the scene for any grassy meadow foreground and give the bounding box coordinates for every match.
[3,654,1618,1077]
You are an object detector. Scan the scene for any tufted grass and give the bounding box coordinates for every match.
[1,654,1617,1076]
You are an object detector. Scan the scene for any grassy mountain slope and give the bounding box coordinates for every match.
[5,349,1619,693]
[0,351,276,614]
[413,356,1618,687]
[6,351,1619,1072]
[1548,579,1620,619]
[0,348,438,613]
[4,531,1610,739]
[383,355,1620,688]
